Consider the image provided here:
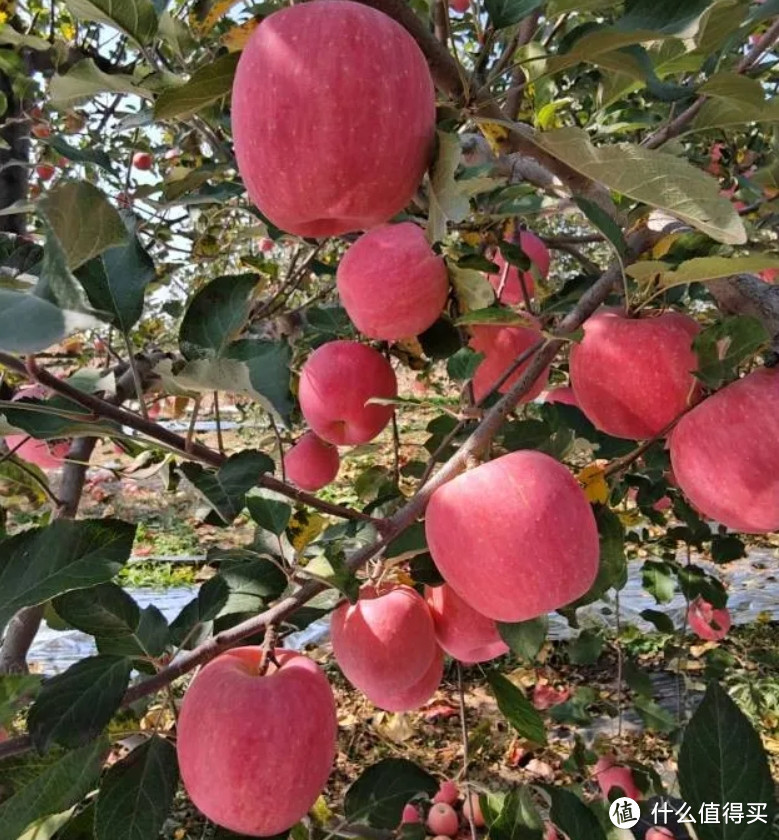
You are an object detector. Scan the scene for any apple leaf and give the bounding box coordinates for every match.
[0,519,137,629]
[179,274,260,361]
[627,255,779,289]
[449,264,496,312]
[531,127,746,245]
[62,0,159,46]
[679,682,775,840]
[28,655,132,751]
[209,554,288,617]
[481,788,544,840]
[246,491,292,536]
[38,182,127,272]
[181,450,274,526]
[483,0,543,31]
[497,616,548,661]
[693,315,770,390]
[344,758,438,828]
[0,738,108,840]
[447,347,483,381]
[640,609,675,633]
[0,674,42,728]
[155,51,240,120]
[486,672,547,745]
[50,59,152,109]
[94,736,179,840]
[543,787,606,840]
[0,290,98,353]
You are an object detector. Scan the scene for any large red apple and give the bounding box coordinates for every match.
[283,431,340,491]
[336,223,449,340]
[487,231,550,305]
[669,366,779,532]
[177,647,336,836]
[381,648,443,712]
[331,585,438,711]
[469,318,549,403]
[298,340,397,445]
[570,308,700,440]
[425,451,599,622]
[688,596,731,641]
[231,0,435,237]
[425,584,508,663]
[593,755,642,801]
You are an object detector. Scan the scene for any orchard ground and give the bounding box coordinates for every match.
[6,379,779,838]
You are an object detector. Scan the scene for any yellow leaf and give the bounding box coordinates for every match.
[309,796,332,826]
[222,18,259,51]
[0,1,16,19]
[577,463,609,504]
[480,121,510,155]
[460,231,482,247]
[190,0,243,35]
[650,233,681,259]
[288,510,327,552]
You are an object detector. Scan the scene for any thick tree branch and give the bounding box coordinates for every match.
[0,353,381,528]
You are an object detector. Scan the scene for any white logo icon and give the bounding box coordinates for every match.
[609,797,641,828]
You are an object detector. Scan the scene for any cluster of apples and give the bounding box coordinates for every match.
[400,780,487,836]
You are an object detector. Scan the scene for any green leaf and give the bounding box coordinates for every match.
[384,522,428,562]
[677,565,727,609]
[0,738,107,840]
[633,695,677,733]
[531,127,745,245]
[627,255,779,289]
[179,274,260,361]
[455,307,536,327]
[711,534,746,564]
[62,0,159,46]
[17,808,77,840]
[300,549,359,602]
[0,290,97,353]
[343,758,438,828]
[95,736,179,840]
[28,655,131,751]
[212,556,288,617]
[641,559,675,604]
[544,787,606,840]
[483,0,543,29]
[0,519,137,629]
[575,196,628,259]
[693,315,770,390]
[486,672,547,745]
[97,605,168,658]
[50,59,152,109]
[449,263,495,312]
[679,682,775,840]
[0,675,41,728]
[76,213,156,332]
[246,492,292,536]
[155,52,240,120]
[447,347,483,381]
[181,450,273,526]
[640,608,675,633]
[38,182,127,272]
[45,135,116,174]
[481,788,544,840]
[34,220,94,314]
[225,339,294,422]
[567,629,604,665]
[497,616,548,661]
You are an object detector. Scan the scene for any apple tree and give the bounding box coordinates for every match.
[0,0,778,837]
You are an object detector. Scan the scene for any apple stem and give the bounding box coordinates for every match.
[258,623,280,676]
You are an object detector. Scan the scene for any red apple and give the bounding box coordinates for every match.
[425,584,508,664]
[298,340,397,445]
[400,803,422,825]
[462,793,485,828]
[593,755,642,801]
[331,585,438,711]
[433,779,460,805]
[36,164,55,181]
[425,451,599,622]
[544,386,578,407]
[532,683,570,710]
[259,238,275,252]
[760,268,778,283]
[570,308,700,440]
[117,191,133,209]
[670,367,779,532]
[427,803,459,837]
[688,596,731,641]
[544,824,560,840]
[232,0,435,237]
[449,0,470,11]
[31,123,51,139]
[283,432,340,491]
[382,649,443,712]
[132,151,153,171]
[177,647,336,836]
[487,231,550,305]
[646,828,675,839]
[469,317,550,403]
[336,223,449,340]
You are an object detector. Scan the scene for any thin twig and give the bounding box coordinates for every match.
[213,391,225,456]
[457,663,478,840]
[122,333,149,420]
